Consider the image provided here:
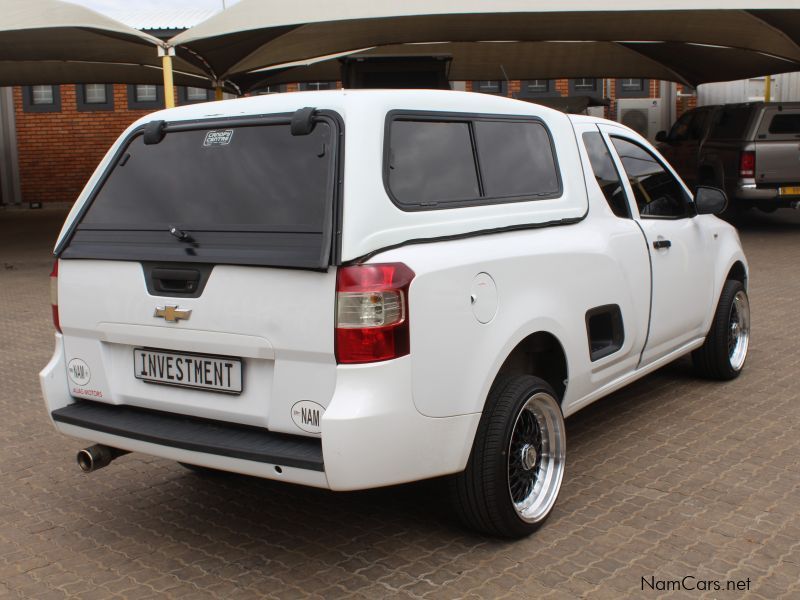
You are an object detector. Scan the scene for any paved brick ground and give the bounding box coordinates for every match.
[1,207,798,599]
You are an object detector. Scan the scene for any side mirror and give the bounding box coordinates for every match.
[655,130,668,143]
[694,186,728,215]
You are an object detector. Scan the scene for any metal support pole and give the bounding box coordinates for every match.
[159,46,176,108]
[215,86,224,101]
[0,87,22,205]
[764,75,772,102]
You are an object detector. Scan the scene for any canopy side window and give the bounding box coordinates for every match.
[385,113,561,211]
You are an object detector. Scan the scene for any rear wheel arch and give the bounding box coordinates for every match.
[726,261,747,289]
[495,331,568,404]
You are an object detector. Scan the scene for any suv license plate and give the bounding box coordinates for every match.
[134,348,243,394]
[779,186,800,196]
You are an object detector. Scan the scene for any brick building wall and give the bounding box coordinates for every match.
[13,84,178,204]
[605,78,661,120]
[12,79,685,204]
[676,84,698,118]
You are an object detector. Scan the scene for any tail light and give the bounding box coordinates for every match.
[50,260,61,333]
[739,151,755,178]
[335,263,415,364]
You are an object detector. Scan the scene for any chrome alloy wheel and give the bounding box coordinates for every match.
[507,392,566,523]
[728,290,750,371]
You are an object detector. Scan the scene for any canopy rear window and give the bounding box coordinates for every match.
[61,116,338,269]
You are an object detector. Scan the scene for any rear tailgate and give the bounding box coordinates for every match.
[58,260,336,434]
[55,113,340,436]
[754,106,800,189]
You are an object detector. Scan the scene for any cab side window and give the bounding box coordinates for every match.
[610,137,691,218]
[688,109,710,141]
[668,111,694,142]
[582,132,630,218]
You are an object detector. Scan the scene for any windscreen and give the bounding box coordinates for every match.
[63,119,337,269]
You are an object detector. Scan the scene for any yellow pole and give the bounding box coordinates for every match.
[764,75,772,102]
[215,86,223,101]
[162,53,175,108]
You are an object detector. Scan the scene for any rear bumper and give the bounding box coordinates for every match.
[41,335,480,491]
[52,401,325,471]
[734,183,800,206]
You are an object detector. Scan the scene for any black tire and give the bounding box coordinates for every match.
[692,279,750,380]
[450,375,566,539]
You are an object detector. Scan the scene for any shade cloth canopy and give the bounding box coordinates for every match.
[235,41,800,91]
[171,1,800,84]
[0,0,208,84]
[0,60,213,87]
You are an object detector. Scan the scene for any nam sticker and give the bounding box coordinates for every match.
[203,129,234,147]
[291,400,325,434]
[67,358,91,386]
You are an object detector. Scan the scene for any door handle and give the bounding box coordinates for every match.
[653,239,672,250]
[151,268,200,293]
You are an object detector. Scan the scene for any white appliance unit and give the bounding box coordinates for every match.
[617,98,664,142]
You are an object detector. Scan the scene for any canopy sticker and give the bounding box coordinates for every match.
[203,129,234,147]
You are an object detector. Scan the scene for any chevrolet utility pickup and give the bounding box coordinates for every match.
[41,90,749,538]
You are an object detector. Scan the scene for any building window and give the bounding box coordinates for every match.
[298,82,335,91]
[76,84,114,111]
[252,84,286,95]
[22,85,61,113]
[615,78,650,98]
[85,84,107,103]
[620,79,643,92]
[518,80,557,98]
[32,85,54,104]
[569,78,602,99]
[135,85,157,102]
[472,80,508,95]
[177,86,212,105]
[127,84,164,109]
[528,80,549,93]
[187,87,208,101]
[573,78,596,92]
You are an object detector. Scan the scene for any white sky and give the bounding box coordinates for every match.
[68,0,239,15]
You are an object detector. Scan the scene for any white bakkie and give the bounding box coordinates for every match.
[41,90,749,538]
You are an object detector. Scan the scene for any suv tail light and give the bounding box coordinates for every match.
[335,263,415,364]
[739,151,755,178]
[50,260,61,333]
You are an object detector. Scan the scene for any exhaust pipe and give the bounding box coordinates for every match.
[77,445,129,473]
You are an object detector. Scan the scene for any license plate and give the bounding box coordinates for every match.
[134,348,243,394]
[779,186,800,196]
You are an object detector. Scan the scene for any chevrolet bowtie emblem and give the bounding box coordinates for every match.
[154,305,192,323]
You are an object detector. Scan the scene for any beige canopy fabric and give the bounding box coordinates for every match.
[233,42,800,91]
[0,0,207,83]
[170,1,800,84]
[0,61,214,87]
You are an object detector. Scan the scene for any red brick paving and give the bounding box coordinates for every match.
[1,207,798,599]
